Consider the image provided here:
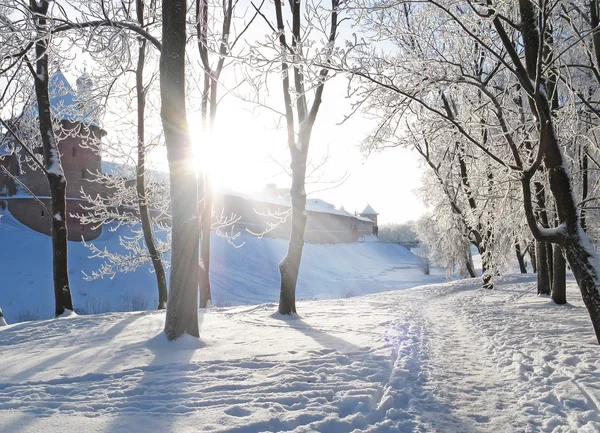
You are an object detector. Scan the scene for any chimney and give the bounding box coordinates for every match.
[264,183,277,197]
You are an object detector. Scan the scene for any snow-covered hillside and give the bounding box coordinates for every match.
[0,210,442,323]
[0,276,598,432]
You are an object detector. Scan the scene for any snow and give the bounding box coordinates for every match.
[0,208,441,323]
[0,141,13,157]
[0,275,599,432]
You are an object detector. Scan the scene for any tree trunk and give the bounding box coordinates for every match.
[478,244,494,289]
[199,174,212,308]
[546,241,554,285]
[136,23,168,310]
[536,240,551,295]
[533,181,552,294]
[465,244,477,278]
[552,244,566,304]
[529,243,537,273]
[30,0,74,316]
[273,0,337,314]
[581,146,589,232]
[161,0,200,340]
[563,240,600,336]
[279,147,308,315]
[49,176,73,315]
[515,242,527,273]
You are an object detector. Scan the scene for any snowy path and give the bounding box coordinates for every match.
[0,276,599,432]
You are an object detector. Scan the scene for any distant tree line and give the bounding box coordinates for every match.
[378,223,418,244]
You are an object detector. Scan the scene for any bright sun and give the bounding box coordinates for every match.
[189,117,284,194]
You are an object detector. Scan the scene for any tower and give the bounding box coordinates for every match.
[1,69,107,240]
[359,204,379,236]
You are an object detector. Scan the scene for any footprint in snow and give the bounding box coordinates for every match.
[225,406,252,417]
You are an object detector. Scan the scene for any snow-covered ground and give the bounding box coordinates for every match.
[0,209,444,323]
[0,275,599,432]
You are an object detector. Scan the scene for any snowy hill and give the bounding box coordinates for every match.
[0,276,598,432]
[0,210,442,323]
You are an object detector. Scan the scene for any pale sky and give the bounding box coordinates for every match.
[186,75,426,225]
[57,2,426,226]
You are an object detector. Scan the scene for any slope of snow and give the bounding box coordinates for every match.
[0,275,598,432]
[0,209,443,323]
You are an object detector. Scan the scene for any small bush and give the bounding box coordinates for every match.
[86,297,112,315]
[416,255,431,275]
[17,308,40,322]
[341,289,357,298]
[120,292,148,312]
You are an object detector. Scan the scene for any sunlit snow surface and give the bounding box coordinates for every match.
[0,209,444,323]
[1,276,600,432]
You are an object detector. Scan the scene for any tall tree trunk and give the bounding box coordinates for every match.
[546,241,554,285]
[515,242,527,273]
[195,0,234,308]
[477,242,494,289]
[198,79,220,308]
[273,0,337,314]
[533,182,552,293]
[552,244,566,304]
[279,145,308,314]
[529,243,537,273]
[136,3,168,310]
[536,240,551,295]
[465,244,477,278]
[30,0,74,316]
[161,0,200,340]
[199,174,212,308]
[581,145,589,232]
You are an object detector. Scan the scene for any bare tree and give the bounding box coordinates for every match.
[161,0,200,339]
[194,0,261,307]
[268,0,341,314]
[349,0,600,341]
[135,0,168,308]
[0,1,75,316]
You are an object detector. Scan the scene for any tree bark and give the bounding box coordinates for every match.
[529,243,537,273]
[552,244,566,304]
[533,182,552,293]
[580,146,589,232]
[279,145,308,314]
[199,174,212,308]
[546,241,554,284]
[535,240,551,295]
[515,242,527,273]
[273,0,338,314]
[30,0,74,316]
[465,244,477,278]
[136,2,168,310]
[480,248,493,290]
[161,0,200,339]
